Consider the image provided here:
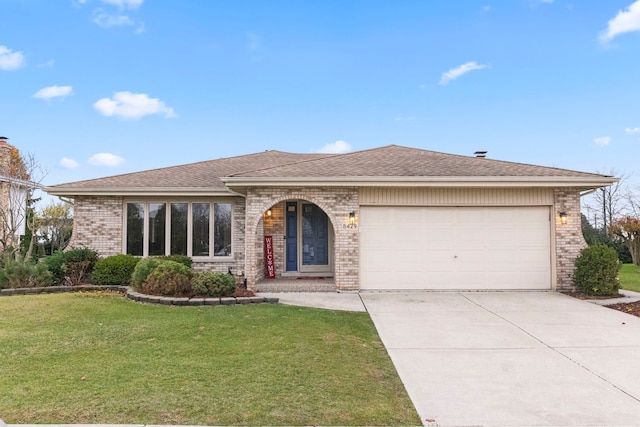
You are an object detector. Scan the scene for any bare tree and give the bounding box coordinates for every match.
[37,201,73,254]
[583,169,627,233]
[610,216,640,265]
[0,138,46,257]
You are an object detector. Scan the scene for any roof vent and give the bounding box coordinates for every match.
[474,151,487,158]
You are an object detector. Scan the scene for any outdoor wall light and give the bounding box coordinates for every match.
[349,211,356,225]
[559,212,567,225]
[266,209,272,217]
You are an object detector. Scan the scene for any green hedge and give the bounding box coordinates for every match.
[93,254,140,286]
[574,244,620,296]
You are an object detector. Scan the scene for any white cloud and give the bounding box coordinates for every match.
[439,61,488,85]
[0,45,26,71]
[37,59,55,68]
[482,5,491,12]
[317,140,352,154]
[599,0,640,43]
[101,0,143,9]
[60,157,79,168]
[93,91,176,119]
[33,85,73,100]
[88,153,125,167]
[93,10,134,28]
[625,127,640,134]
[594,136,611,146]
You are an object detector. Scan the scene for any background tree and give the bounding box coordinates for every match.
[582,213,632,263]
[0,138,46,257]
[610,216,640,265]
[37,201,73,255]
[582,169,626,233]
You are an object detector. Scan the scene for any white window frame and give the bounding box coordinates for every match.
[122,198,234,261]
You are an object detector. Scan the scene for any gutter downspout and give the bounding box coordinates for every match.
[57,196,74,205]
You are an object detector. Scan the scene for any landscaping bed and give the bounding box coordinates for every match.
[605,300,640,317]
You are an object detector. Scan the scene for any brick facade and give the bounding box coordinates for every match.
[70,196,246,281]
[69,196,123,255]
[244,187,360,291]
[553,188,587,291]
[69,186,586,292]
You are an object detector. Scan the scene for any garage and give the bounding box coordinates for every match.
[359,206,552,290]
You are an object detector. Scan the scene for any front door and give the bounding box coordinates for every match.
[285,202,298,271]
[285,201,331,273]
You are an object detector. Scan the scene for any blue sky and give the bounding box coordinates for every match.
[1,0,640,189]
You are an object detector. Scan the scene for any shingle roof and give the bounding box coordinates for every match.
[46,145,613,196]
[228,145,605,178]
[46,150,331,192]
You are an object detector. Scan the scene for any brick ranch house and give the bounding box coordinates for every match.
[45,145,616,292]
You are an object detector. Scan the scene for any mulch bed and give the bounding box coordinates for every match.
[604,301,640,318]
[561,291,624,300]
[562,291,640,318]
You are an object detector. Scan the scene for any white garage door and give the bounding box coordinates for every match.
[359,206,551,290]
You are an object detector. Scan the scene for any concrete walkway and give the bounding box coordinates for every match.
[361,291,640,427]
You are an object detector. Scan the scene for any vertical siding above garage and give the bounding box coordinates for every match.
[359,187,554,206]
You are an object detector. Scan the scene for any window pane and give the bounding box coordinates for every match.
[148,203,166,256]
[126,203,144,256]
[170,203,188,255]
[214,203,232,256]
[192,203,210,256]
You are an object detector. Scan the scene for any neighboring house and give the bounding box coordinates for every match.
[0,137,37,250]
[45,145,616,292]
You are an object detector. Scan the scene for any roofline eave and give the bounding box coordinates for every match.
[44,187,237,197]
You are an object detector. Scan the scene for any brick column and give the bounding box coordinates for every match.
[553,188,587,290]
[244,187,359,291]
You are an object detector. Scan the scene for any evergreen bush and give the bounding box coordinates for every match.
[139,261,193,297]
[191,272,236,297]
[0,255,53,289]
[574,244,620,296]
[130,257,163,289]
[93,254,140,286]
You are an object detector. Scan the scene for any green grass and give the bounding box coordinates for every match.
[0,292,419,426]
[620,263,640,292]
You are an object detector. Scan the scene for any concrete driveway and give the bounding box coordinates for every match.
[360,291,640,427]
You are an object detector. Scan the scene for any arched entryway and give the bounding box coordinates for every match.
[254,199,336,292]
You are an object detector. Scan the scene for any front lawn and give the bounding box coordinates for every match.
[0,292,419,426]
[619,263,640,293]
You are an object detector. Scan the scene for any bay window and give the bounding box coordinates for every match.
[125,201,232,258]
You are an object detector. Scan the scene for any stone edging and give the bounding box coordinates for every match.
[0,285,279,306]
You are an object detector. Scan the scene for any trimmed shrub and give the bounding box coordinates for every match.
[192,272,236,297]
[574,244,620,296]
[0,255,53,289]
[44,248,100,285]
[130,257,163,289]
[43,251,67,285]
[156,255,192,268]
[93,254,140,286]
[139,261,193,297]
